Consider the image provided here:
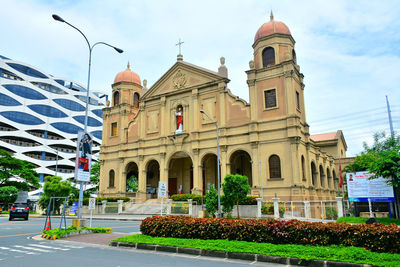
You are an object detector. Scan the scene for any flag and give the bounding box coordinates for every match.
[339,157,343,188]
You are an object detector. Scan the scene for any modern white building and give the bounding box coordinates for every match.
[0,55,105,182]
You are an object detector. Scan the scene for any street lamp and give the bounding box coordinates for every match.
[200,110,221,217]
[53,14,123,219]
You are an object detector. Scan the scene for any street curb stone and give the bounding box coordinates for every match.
[109,241,374,267]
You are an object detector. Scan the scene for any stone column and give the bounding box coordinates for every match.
[117,200,124,214]
[273,197,280,219]
[137,160,147,201]
[256,198,262,218]
[188,199,193,216]
[166,199,172,215]
[304,201,311,219]
[102,200,107,214]
[336,197,344,218]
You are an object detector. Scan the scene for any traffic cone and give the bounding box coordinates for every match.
[45,220,51,231]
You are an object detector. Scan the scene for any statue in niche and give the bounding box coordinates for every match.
[175,106,183,134]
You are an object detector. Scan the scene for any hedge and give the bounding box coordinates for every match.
[68,197,130,206]
[140,216,400,253]
[170,194,258,206]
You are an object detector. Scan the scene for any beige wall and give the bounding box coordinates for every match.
[99,33,344,202]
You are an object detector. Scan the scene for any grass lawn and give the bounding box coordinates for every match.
[43,226,112,239]
[337,216,400,225]
[113,234,400,267]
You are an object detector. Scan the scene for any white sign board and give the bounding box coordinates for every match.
[347,171,394,202]
[88,198,96,210]
[158,181,167,198]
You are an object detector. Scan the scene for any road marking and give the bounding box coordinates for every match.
[29,244,69,251]
[0,246,36,255]
[58,244,84,249]
[0,232,41,238]
[14,245,49,253]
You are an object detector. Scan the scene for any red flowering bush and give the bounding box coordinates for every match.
[140,216,400,253]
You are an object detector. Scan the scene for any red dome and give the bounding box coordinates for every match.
[254,12,291,42]
[114,62,141,85]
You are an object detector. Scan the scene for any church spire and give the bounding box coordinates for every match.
[127,61,130,69]
[270,10,274,21]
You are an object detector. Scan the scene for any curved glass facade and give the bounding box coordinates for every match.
[53,98,85,112]
[51,122,83,134]
[91,130,103,140]
[0,92,21,106]
[73,115,102,127]
[6,63,47,78]
[0,111,44,125]
[0,56,106,182]
[3,84,47,100]
[92,109,103,118]
[28,104,68,118]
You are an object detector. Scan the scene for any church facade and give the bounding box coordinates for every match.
[98,13,347,201]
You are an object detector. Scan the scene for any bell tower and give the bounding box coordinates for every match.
[246,12,307,132]
[102,62,143,146]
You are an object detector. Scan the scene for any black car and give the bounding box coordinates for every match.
[9,203,29,221]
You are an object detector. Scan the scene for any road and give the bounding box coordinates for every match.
[0,216,288,266]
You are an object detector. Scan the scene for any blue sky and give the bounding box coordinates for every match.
[1,0,399,156]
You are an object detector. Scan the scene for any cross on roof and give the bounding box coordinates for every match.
[176,38,184,55]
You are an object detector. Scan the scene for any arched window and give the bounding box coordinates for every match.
[133,92,139,108]
[292,49,297,64]
[113,91,120,106]
[109,170,115,187]
[319,165,325,187]
[301,155,306,181]
[262,47,275,67]
[269,155,281,178]
[311,162,317,186]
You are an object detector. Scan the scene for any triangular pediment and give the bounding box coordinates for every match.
[142,61,228,99]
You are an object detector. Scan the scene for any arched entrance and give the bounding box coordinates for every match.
[230,150,252,186]
[168,151,193,196]
[125,162,138,194]
[201,153,218,195]
[146,160,160,199]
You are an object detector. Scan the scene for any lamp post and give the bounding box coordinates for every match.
[200,110,221,217]
[52,14,123,219]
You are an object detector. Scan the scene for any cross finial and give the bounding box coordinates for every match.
[176,38,184,55]
[270,10,274,21]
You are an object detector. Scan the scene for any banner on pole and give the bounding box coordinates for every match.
[75,131,93,182]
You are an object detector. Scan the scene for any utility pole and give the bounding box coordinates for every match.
[386,95,398,218]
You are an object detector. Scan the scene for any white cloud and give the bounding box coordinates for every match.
[1,0,399,156]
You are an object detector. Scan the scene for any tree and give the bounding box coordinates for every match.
[221,174,250,218]
[345,132,400,186]
[0,149,39,190]
[38,176,72,214]
[205,185,218,217]
[126,175,138,192]
[0,186,18,205]
[88,161,100,193]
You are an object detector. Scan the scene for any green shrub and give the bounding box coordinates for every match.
[140,215,400,253]
[261,204,285,217]
[325,206,338,220]
[171,203,189,214]
[238,196,258,205]
[170,194,204,205]
[43,226,112,239]
[205,185,218,217]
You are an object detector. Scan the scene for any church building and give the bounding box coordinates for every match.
[98,13,347,201]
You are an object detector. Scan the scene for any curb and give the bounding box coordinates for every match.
[41,234,57,240]
[109,241,374,267]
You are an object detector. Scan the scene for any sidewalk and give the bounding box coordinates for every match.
[1,213,149,221]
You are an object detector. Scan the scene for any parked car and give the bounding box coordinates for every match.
[9,203,29,221]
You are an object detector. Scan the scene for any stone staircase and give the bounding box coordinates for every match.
[122,199,167,215]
